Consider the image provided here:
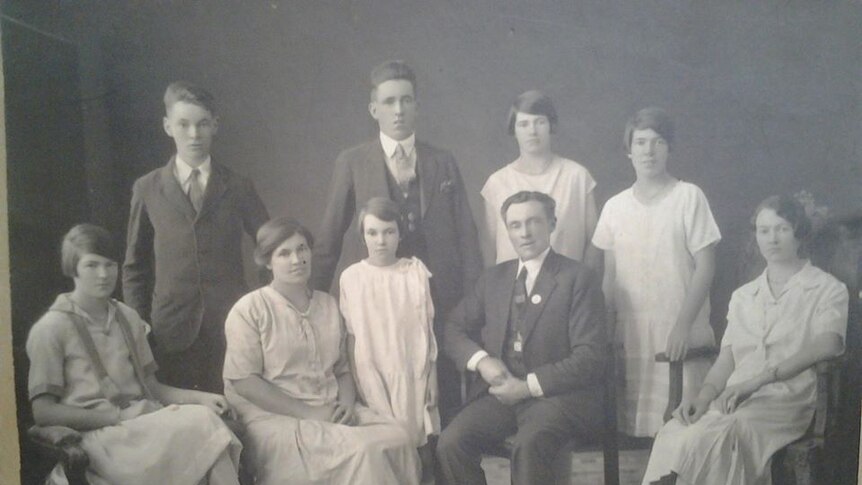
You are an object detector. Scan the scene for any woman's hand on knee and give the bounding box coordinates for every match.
[714,381,756,415]
[673,396,709,425]
[331,401,356,426]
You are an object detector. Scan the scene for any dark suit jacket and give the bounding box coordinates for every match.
[445,250,607,425]
[312,138,482,316]
[123,158,269,352]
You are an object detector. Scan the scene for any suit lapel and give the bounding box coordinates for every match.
[197,162,228,220]
[520,251,560,343]
[158,158,197,221]
[488,262,519,356]
[416,142,439,217]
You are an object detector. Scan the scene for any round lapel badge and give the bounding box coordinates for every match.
[531,294,542,305]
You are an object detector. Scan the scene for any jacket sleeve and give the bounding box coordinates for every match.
[443,273,488,370]
[311,150,356,292]
[533,267,608,395]
[122,178,154,321]
[444,153,483,293]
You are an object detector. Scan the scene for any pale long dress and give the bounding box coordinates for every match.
[339,257,440,446]
[592,181,721,436]
[26,294,241,485]
[642,263,848,485]
[223,287,420,485]
[482,156,597,263]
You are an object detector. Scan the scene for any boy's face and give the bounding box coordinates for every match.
[369,79,417,141]
[163,101,218,164]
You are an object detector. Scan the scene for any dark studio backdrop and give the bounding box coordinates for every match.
[1,1,860,483]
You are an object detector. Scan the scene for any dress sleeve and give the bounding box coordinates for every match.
[26,316,67,400]
[338,268,355,335]
[720,290,744,349]
[811,279,849,343]
[683,184,722,255]
[223,297,265,381]
[591,199,615,250]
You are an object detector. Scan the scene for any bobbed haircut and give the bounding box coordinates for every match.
[164,81,216,115]
[357,197,404,239]
[61,224,120,277]
[500,191,557,224]
[623,107,674,153]
[253,217,314,267]
[751,195,812,254]
[369,60,417,99]
[507,90,558,136]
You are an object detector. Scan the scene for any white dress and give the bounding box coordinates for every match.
[642,263,848,485]
[223,287,420,485]
[592,181,721,436]
[481,157,596,263]
[339,257,439,447]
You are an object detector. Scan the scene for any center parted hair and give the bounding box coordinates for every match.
[254,217,315,267]
[507,90,558,136]
[623,107,674,154]
[369,60,417,100]
[357,197,404,241]
[164,81,216,115]
[500,191,557,224]
[61,224,120,277]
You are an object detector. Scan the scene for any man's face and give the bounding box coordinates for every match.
[504,200,555,261]
[369,79,417,141]
[163,101,218,164]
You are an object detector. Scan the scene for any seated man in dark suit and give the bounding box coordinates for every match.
[436,190,607,485]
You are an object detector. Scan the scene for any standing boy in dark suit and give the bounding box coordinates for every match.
[436,191,607,485]
[123,81,269,393]
[312,60,483,423]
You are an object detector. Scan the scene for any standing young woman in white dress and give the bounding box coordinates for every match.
[642,195,847,484]
[591,107,721,437]
[339,197,439,481]
[481,90,599,268]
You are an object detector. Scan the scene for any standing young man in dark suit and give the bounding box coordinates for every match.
[312,60,482,422]
[123,81,269,393]
[436,191,607,485]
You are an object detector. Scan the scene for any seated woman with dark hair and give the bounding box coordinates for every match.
[27,224,241,485]
[642,195,848,485]
[222,217,420,485]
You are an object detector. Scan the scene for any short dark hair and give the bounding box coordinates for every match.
[751,195,812,255]
[164,81,216,115]
[507,90,558,136]
[623,107,674,153]
[254,217,314,267]
[61,224,119,277]
[357,197,404,239]
[370,60,417,99]
[500,191,557,224]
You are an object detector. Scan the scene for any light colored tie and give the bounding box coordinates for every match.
[393,143,414,192]
[188,168,204,213]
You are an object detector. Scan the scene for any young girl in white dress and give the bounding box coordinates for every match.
[339,197,440,478]
[27,224,241,485]
[592,107,721,438]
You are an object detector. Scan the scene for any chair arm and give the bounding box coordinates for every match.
[812,355,845,440]
[655,346,718,422]
[28,425,90,485]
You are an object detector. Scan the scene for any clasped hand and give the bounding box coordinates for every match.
[714,381,758,415]
[306,401,356,425]
[477,356,530,405]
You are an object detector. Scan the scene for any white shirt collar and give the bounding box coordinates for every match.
[174,155,212,188]
[517,246,551,294]
[379,131,416,159]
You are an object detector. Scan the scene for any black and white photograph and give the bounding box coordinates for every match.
[0,2,860,484]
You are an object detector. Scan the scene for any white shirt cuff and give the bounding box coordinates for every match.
[526,373,544,397]
[466,350,490,371]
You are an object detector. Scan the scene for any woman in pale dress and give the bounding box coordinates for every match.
[643,195,848,485]
[481,90,599,267]
[592,107,721,437]
[222,217,420,485]
[27,224,241,485]
[339,197,439,480]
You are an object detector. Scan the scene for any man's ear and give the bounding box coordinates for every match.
[368,101,378,120]
[211,116,220,136]
[163,116,173,137]
[550,217,557,232]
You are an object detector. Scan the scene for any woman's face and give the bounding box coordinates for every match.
[514,112,552,156]
[268,233,312,286]
[628,128,669,179]
[363,214,400,267]
[755,208,802,264]
[73,253,118,299]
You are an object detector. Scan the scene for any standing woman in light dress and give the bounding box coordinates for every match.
[481,90,599,267]
[642,195,848,484]
[222,217,420,485]
[591,107,721,438]
[339,197,439,481]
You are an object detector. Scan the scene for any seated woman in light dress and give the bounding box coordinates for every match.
[27,224,241,485]
[642,195,848,485]
[222,217,420,485]
[480,90,599,267]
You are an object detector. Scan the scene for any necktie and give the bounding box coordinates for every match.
[188,168,204,213]
[393,143,414,193]
[513,267,529,352]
